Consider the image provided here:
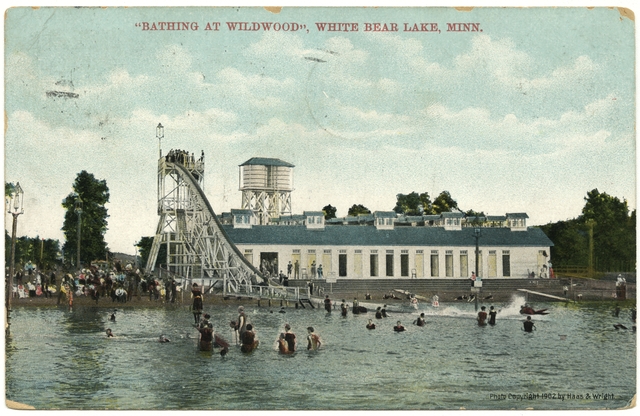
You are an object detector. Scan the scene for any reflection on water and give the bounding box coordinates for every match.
[5,295,636,410]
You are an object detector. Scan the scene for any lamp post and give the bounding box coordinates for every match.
[75,196,83,271]
[6,182,24,337]
[473,228,481,311]
[156,123,164,158]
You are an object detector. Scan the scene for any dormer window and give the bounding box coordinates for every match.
[304,211,325,230]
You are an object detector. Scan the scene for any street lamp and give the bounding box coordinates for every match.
[6,182,24,337]
[156,123,164,158]
[473,228,481,311]
[75,196,83,271]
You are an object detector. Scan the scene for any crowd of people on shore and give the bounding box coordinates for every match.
[8,261,185,308]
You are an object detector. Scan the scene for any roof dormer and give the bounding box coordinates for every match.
[441,211,464,230]
[231,209,254,229]
[374,211,396,230]
[304,211,325,230]
[506,212,528,231]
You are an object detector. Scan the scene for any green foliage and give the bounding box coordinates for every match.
[322,204,337,220]
[540,189,636,272]
[393,192,432,215]
[5,182,15,197]
[5,231,61,270]
[580,189,635,272]
[432,191,459,214]
[464,209,486,226]
[136,236,166,271]
[61,171,110,267]
[347,204,371,216]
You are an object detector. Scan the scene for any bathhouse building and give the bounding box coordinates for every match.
[221,210,553,281]
[221,157,553,281]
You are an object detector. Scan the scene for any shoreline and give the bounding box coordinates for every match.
[8,292,634,310]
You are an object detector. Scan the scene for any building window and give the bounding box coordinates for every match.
[339,249,347,254]
[370,254,379,277]
[293,249,300,253]
[386,252,394,277]
[339,254,347,277]
[401,253,409,276]
[308,249,316,254]
[445,250,453,277]
[324,250,332,254]
[460,250,468,277]
[355,250,362,254]
[502,250,511,277]
[430,250,439,277]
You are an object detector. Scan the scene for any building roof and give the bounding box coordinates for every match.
[239,157,295,168]
[486,215,507,221]
[374,211,397,218]
[441,212,465,218]
[506,212,529,219]
[223,225,553,247]
[230,209,253,215]
[303,211,324,216]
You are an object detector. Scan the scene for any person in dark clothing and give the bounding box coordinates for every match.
[191,283,203,324]
[393,321,405,332]
[381,305,389,318]
[366,319,376,329]
[415,313,426,327]
[477,306,488,326]
[375,307,383,319]
[488,306,497,325]
[324,295,332,313]
[341,300,348,317]
[523,316,535,332]
[278,324,296,354]
[240,324,259,353]
[170,279,177,303]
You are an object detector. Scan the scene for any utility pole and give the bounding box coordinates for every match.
[6,182,24,337]
[586,219,596,278]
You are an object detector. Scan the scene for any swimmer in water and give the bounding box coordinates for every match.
[523,316,535,333]
[341,300,348,317]
[106,328,114,338]
[278,324,296,354]
[375,307,383,319]
[477,306,488,326]
[306,327,321,351]
[488,306,497,325]
[110,310,117,322]
[366,319,376,330]
[415,313,426,327]
[393,321,405,332]
[158,335,170,343]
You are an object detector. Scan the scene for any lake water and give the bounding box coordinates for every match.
[4,294,636,410]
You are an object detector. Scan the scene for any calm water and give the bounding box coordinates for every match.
[5,295,636,410]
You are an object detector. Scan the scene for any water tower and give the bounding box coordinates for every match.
[239,157,294,224]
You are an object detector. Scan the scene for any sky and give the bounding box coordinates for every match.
[3,4,636,256]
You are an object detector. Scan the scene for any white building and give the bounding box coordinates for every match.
[221,211,553,280]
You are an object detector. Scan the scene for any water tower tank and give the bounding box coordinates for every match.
[239,157,294,224]
[239,157,294,191]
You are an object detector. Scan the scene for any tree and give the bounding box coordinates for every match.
[4,232,61,270]
[136,236,166,270]
[464,209,486,227]
[5,182,15,197]
[62,171,110,267]
[432,191,459,214]
[347,204,371,216]
[393,192,432,215]
[322,204,337,220]
[579,189,635,272]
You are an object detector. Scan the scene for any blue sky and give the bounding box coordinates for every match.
[3,5,636,255]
